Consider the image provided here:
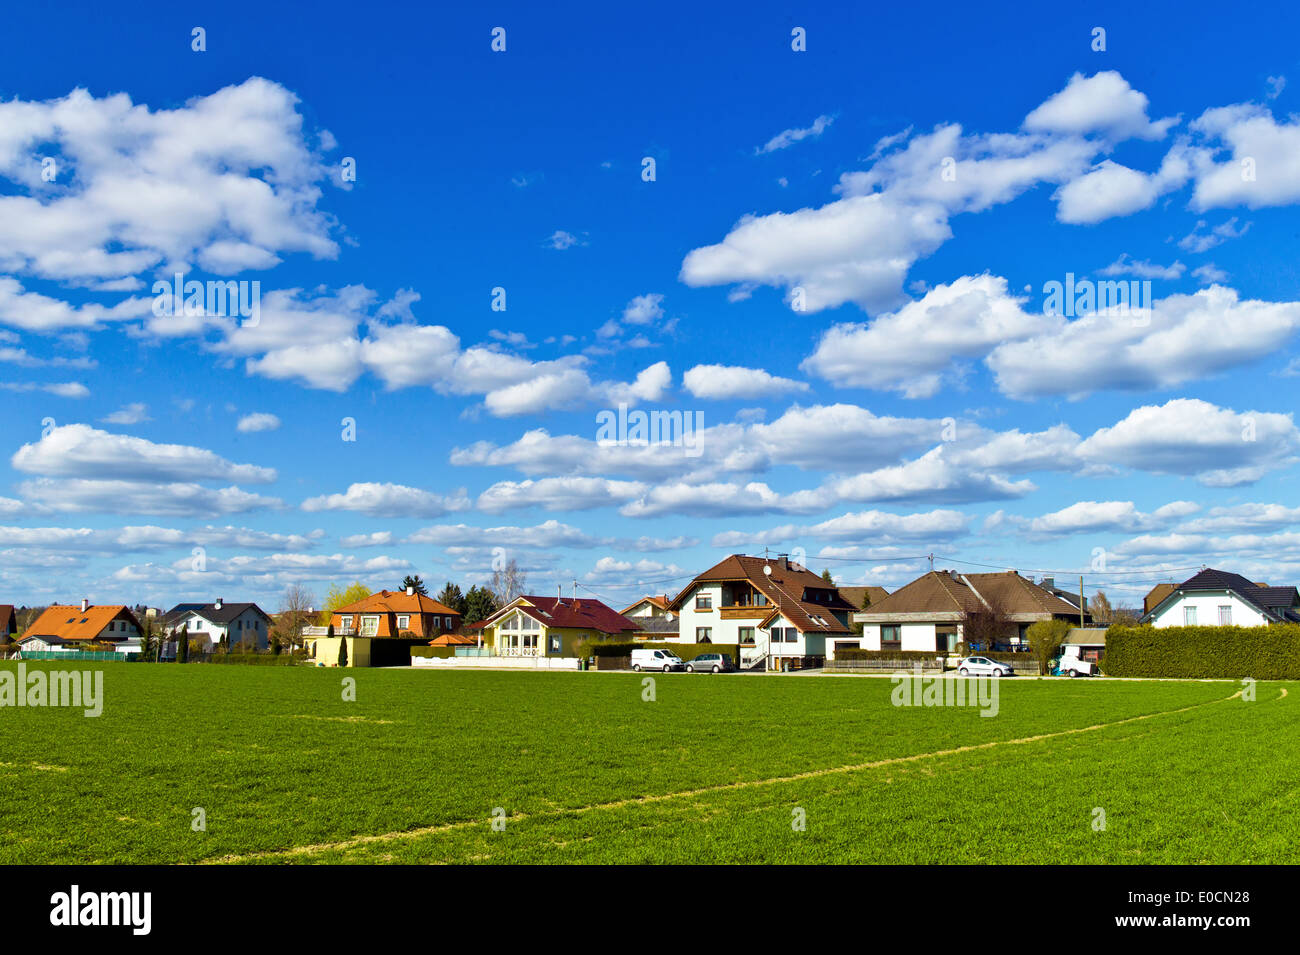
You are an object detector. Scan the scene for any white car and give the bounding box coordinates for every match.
[956,655,1014,677]
[631,648,685,672]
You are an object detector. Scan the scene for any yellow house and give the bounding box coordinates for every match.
[475,595,639,658]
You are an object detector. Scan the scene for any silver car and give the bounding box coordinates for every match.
[686,652,733,673]
[956,655,1014,677]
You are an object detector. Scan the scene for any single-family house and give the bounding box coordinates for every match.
[19,600,142,652]
[619,595,677,620]
[836,586,890,611]
[0,605,16,643]
[160,599,273,651]
[851,570,1088,657]
[475,595,639,658]
[1141,568,1300,627]
[1142,582,1178,616]
[303,586,463,667]
[668,555,856,670]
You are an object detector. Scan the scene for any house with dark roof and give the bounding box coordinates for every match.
[668,555,856,669]
[1141,568,1300,627]
[474,594,639,658]
[160,599,273,651]
[851,570,1088,656]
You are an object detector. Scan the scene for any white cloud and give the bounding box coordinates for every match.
[1077,398,1299,486]
[102,403,150,425]
[236,412,281,433]
[300,482,471,518]
[1097,254,1185,280]
[1187,102,1300,209]
[476,477,648,513]
[757,114,834,154]
[1023,71,1177,141]
[12,424,276,483]
[711,508,969,547]
[405,519,605,549]
[18,478,279,516]
[1020,500,1199,537]
[682,363,809,399]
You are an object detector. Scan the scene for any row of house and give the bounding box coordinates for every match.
[5,560,1297,669]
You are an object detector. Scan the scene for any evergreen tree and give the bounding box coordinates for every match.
[177,626,189,664]
[338,636,349,668]
[463,585,499,624]
[437,581,467,615]
[401,574,428,596]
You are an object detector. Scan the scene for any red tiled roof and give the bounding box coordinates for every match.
[669,555,854,634]
[491,596,638,635]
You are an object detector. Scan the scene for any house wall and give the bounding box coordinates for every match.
[860,622,960,652]
[1150,591,1268,628]
[309,635,371,667]
[676,583,771,645]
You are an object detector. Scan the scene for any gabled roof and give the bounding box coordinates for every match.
[670,555,854,634]
[859,571,1086,620]
[163,602,270,627]
[1143,582,1177,615]
[332,590,460,617]
[485,596,638,635]
[836,586,890,610]
[619,595,672,615]
[26,605,138,642]
[1143,567,1300,623]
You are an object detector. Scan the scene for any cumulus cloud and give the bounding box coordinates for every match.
[300,482,471,518]
[12,424,275,483]
[1023,71,1177,141]
[236,412,281,433]
[682,363,809,399]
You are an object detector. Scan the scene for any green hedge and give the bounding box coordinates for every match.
[838,648,1030,661]
[203,653,304,666]
[1102,624,1300,679]
[409,646,458,659]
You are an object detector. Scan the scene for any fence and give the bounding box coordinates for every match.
[15,650,139,662]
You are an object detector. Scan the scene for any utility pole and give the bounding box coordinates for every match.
[928,553,934,572]
[1079,574,1085,628]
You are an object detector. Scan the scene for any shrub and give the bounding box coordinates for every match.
[1026,618,1072,675]
[1102,624,1300,680]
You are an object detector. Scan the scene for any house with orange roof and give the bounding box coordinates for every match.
[619,595,676,620]
[19,600,142,653]
[303,585,462,667]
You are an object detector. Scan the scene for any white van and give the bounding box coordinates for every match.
[631,648,684,672]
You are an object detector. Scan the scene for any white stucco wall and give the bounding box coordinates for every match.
[1150,591,1266,628]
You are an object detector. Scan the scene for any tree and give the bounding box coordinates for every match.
[488,558,527,606]
[177,625,189,664]
[338,636,348,668]
[961,595,1011,652]
[1089,591,1114,625]
[821,568,834,583]
[436,581,467,615]
[275,584,316,651]
[401,574,428,596]
[1026,618,1072,675]
[463,585,499,625]
[320,581,371,625]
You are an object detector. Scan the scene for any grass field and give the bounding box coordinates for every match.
[1,661,1296,864]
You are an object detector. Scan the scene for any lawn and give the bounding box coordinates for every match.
[1,662,1294,864]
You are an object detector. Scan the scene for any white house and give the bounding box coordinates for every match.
[853,570,1087,657]
[619,595,676,620]
[1141,568,1300,627]
[668,555,856,670]
[160,600,272,651]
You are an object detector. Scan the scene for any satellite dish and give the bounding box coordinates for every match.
[763,564,772,576]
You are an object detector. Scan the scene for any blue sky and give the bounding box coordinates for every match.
[2,0,1300,612]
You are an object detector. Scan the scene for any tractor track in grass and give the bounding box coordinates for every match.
[204,684,1273,864]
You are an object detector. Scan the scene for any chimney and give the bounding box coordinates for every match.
[80,598,89,612]
[406,585,414,597]
[215,597,223,610]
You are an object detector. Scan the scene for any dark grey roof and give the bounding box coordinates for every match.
[1155,568,1300,622]
[162,602,270,626]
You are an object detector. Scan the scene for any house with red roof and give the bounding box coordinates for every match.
[19,600,142,652]
[474,594,639,658]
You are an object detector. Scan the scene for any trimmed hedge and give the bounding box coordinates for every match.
[1102,624,1300,679]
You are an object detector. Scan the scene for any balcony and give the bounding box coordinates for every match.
[720,606,772,620]
[302,626,360,637]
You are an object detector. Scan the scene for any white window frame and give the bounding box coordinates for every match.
[1184,605,1198,626]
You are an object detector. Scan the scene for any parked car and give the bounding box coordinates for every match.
[686,652,733,673]
[956,655,1014,677]
[631,648,685,672]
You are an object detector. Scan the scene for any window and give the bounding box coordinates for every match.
[341,615,353,630]
[696,627,712,643]
[1218,605,1232,626]
[738,627,756,645]
[695,593,713,610]
[360,615,380,636]
[1184,606,1198,626]
[397,615,410,630]
[881,625,902,649]
[936,627,957,653]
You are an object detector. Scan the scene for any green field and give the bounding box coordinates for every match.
[1,662,1296,864]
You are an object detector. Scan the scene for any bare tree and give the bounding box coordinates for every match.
[489,558,527,605]
[961,595,1012,652]
[276,584,316,651]
[1089,591,1114,625]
